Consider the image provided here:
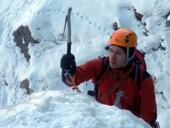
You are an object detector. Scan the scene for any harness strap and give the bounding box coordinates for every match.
[99,63,135,102]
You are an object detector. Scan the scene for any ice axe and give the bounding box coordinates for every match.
[61,7,72,55]
[62,7,80,92]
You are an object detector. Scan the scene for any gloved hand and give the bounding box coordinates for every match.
[60,53,76,75]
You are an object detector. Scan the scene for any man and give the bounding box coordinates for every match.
[61,28,158,127]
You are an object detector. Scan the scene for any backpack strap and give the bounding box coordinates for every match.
[134,50,147,70]
[134,64,142,91]
[87,57,109,99]
[132,64,144,110]
[135,64,144,91]
[95,57,109,82]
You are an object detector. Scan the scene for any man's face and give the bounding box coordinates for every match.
[109,45,126,69]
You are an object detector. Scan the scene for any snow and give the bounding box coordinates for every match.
[0,0,170,127]
[0,91,151,128]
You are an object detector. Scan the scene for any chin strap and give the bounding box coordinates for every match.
[122,47,134,67]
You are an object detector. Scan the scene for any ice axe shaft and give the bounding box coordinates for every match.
[62,7,72,55]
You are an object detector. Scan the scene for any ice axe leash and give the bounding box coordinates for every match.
[62,7,80,92]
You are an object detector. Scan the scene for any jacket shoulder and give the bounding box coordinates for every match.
[142,70,151,80]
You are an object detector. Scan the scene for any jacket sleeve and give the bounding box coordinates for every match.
[138,71,157,123]
[65,58,103,87]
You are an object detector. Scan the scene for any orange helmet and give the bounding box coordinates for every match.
[109,28,137,48]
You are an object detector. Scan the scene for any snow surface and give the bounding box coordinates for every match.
[0,0,170,127]
[0,91,151,128]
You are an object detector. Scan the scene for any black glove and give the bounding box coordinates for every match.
[60,53,76,75]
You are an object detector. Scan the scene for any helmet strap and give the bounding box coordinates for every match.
[122,47,134,67]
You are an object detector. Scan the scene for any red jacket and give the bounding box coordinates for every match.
[65,57,157,124]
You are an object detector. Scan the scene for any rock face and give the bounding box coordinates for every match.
[20,79,32,94]
[13,26,39,62]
